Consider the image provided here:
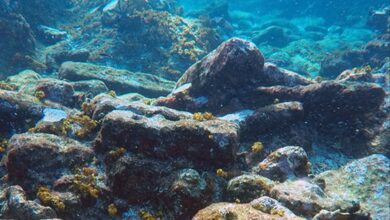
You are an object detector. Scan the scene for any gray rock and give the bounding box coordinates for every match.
[313,154,390,220]
[95,110,239,165]
[0,185,57,219]
[270,179,359,218]
[0,89,44,135]
[5,133,93,191]
[59,61,175,98]
[226,174,274,203]
[252,146,310,182]
[70,80,108,97]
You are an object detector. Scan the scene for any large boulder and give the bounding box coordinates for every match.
[156,38,312,114]
[0,90,44,135]
[59,61,175,98]
[226,174,274,203]
[5,133,93,191]
[270,179,360,218]
[313,154,390,220]
[0,3,35,74]
[252,146,311,182]
[95,110,239,166]
[193,198,302,220]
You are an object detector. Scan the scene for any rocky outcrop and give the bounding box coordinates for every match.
[193,197,302,220]
[0,185,57,219]
[313,154,390,220]
[320,34,390,79]
[95,110,239,166]
[156,38,312,114]
[226,174,274,203]
[5,133,93,191]
[252,146,311,182]
[270,179,360,218]
[59,61,175,98]
[35,78,76,107]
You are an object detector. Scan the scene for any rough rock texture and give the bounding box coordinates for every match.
[59,61,175,97]
[156,38,312,114]
[35,78,76,107]
[270,179,359,218]
[193,199,302,220]
[95,110,239,166]
[106,154,173,203]
[239,102,304,138]
[70,80,108,97]
[90,95,191,121]
[0,90,44,135]
[5,133,93,191]
[314,154,390,220]
[252,146,311,182]
[226,174,274,203]
[0,185,57,219]
[6,70,41,95]
[0,4,35,74]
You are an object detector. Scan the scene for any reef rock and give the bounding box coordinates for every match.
[193,198,302,220]
[70,80,109,97]
[0,90,44,135]
[160,169,222,219]
[313,154,390,220]
[0,185,57,219]
[226,174,274,203]
[320,34,390,79]
[59,61,175,97]
[106,154,172,203]
[156,38,312,113]
[90,95,191,121]
[95,110,239,166]
[35,78,76,107]
[5,133,93,191]
[252,26,292,47]
[5,70,41,95]
[270,179,359,218]
[239,102,304,138]
[252,146,311,182]
[0,5,35,73]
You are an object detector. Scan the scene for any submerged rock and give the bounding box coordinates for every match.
[59,61,175,98]
[5,70,41,95]
[314,154,390,219]
[0,185,57,219]
[226,174,274,203]
[95,110,239,166]
[193,198,302,220]
[270,179,359,218]
[0,90,44,135]
[252,146,311,182]
[156,38,311,113]
[5,133,93,191]
[35,78,76,107]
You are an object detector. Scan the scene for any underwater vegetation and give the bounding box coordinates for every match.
[0,0,389,219]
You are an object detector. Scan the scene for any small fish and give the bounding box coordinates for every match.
[103,0,119,12]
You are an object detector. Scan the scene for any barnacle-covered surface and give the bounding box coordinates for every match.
[0,0,389,219]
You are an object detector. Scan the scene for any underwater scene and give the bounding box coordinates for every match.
[0,0,389,219]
